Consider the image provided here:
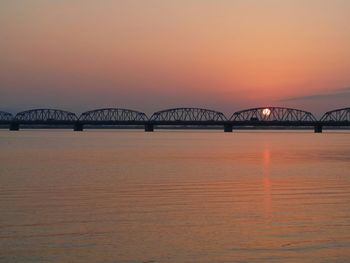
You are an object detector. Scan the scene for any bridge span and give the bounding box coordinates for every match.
[1,107,349,133]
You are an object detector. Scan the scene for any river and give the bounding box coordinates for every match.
[0,130,350,262]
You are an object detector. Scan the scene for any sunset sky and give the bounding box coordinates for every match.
[1,0,350,117]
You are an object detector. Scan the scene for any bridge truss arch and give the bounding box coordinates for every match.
[79,108,148,122]
[230,107,316,122]
[150,107,227,122]
[15,109,78,122]
[320,108,350,122]
[0,111,13,121]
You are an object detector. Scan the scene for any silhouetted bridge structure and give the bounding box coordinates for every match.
[1,107,349,133]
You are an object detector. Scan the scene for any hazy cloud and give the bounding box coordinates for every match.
[280,87,350,102]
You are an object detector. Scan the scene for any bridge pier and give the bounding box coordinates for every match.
[9,122,19,131]
[145,123,154,132]
[314,124,323,133]
[74,122,84,131]
[224,124,233,132]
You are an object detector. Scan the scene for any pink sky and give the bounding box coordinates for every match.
[1,1,350,117]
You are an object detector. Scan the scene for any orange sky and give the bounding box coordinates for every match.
[1,1,350,116]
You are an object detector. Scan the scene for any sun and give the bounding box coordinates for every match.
[262,108,271,116]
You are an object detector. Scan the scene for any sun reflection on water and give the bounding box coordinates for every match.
[262,147,272,219]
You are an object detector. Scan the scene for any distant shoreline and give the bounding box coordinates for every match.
[1,125,349,130]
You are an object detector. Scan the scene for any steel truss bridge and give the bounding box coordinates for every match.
[1,107,349,133]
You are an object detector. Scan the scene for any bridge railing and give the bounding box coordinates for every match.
[0,111,13,122]
[230,107,317,123]
[320,108,350,123]
[150,107,227,122]
[79,108,148,123]
[14,109,78,122]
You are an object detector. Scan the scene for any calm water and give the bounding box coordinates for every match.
[0,130,350,262]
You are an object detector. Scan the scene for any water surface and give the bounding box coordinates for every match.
[0,130,350,262]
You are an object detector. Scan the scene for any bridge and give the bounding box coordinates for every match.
[228,107,318,132]
[147,108,228,131]
[1,107,349,133]
[75,108,148,131]
[8,109,78,130]
[0,111,13,124]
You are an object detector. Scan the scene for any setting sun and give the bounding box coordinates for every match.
[262,108,271,117]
